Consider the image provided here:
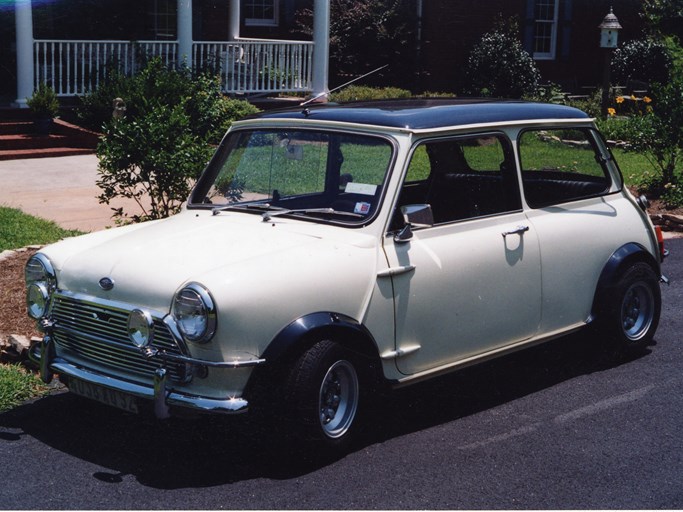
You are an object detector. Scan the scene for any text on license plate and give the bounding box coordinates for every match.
[69,378,139,414]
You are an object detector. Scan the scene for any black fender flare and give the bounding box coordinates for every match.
[243,312,381,403]
[261,311,379,363]
[591,242,660,319]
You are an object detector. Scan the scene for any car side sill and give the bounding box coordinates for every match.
[390,321,588,388]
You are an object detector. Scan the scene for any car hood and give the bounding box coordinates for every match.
[42,210,379,312]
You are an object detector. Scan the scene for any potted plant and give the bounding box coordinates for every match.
[27,83,60,135]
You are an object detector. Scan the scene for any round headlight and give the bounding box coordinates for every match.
[27,282,49,319]
[172,283,216,343]
[25,254,56,289]
[128,309,154,348]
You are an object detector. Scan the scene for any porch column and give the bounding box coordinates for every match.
[229,0,240,41]
[15,0,35,107]
[312,0,330,100]
[177,0,192,66]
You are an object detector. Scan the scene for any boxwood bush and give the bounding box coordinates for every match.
[83,59,259,223]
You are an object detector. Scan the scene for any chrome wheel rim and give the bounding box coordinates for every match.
[318,360,359,439]
[621,282,654,342]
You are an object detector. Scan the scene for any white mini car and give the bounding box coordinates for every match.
[27,99,668,448]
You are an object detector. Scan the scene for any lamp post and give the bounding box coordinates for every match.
[599,7,622,117]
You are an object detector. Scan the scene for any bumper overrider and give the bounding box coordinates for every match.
[29,317,265,419]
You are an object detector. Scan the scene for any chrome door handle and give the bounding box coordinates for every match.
[501,225,529,238]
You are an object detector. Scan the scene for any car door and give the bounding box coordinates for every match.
[516,126,629,334]
[383,134,542,377]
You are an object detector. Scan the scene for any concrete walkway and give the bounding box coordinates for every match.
[0,154,141,232]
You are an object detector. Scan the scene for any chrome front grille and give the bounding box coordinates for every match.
[50,292,188,383]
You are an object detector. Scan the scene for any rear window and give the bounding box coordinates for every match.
[518,128,612,208]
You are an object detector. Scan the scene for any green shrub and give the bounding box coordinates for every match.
[330,85,411,102]
[92,58,259,223]
[595,116,634,141]
[465,17,540,99]
[661,181,683,208]
[97,104,214,223]
[27,83,59,119]
[612,38,672,85]
[622,78,683,206]
[79,58,258,143]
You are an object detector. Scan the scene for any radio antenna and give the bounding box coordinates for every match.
[300,64,389,107]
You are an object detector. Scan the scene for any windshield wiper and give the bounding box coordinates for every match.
[212,202,284,216]
[262,208,364,221]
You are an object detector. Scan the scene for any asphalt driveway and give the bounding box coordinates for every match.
[1,238,682,509]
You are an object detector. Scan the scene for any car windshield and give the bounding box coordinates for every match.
[190,129,394,225]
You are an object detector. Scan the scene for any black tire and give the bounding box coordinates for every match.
[597,262,661,353]
[283,340,363,450]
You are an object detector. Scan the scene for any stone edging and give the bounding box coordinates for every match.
[650,213,683,233]
[0,244,43,263]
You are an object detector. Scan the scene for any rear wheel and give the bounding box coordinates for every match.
[597,262,661,353]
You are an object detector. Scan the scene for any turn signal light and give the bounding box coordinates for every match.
[655,226,667,261]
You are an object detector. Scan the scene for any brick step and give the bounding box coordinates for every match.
[0,108,34,122]
[0,121,33,135]
[0,116,99,159]
[0,147,95,161]
[0,133,76,151]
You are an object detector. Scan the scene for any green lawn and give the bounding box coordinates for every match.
[0,206,83,251]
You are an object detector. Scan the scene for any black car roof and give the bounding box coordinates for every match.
[245,98,591,130]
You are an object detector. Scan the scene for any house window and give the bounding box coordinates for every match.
[244,0,279,27]
[149,0,176,40]
[532,0,559,60]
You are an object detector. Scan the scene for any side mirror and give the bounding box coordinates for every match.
[395,204,434,243]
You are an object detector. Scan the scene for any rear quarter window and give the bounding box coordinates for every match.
[518,128,612,208]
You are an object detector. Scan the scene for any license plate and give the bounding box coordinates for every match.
[69,378,139,414]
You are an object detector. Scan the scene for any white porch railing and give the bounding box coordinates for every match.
[33,39,314,97]
[193,40,314,94]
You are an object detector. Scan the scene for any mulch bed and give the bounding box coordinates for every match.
[0,249,40,343]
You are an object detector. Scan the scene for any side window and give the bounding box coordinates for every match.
[391,134,520,229]
[518,128,612,208]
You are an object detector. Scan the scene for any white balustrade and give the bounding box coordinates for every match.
[194,39,314,94]
[33,39,314,96]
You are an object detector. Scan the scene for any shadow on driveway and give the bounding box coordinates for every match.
[0,332,650,489]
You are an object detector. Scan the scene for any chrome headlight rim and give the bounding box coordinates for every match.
[25,253,57,291]
[26,282,50,320]
[172,282,217,343]
[127,308,155,348]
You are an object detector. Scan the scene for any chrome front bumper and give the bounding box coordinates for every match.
[30,331,263,418]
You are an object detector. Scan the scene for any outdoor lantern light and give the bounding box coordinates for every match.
[599,7,622,49]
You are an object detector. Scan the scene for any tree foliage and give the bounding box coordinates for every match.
[90,59,259,223]
[611,38,673,85]
[294,0,416,89]
[642,0,683,40]
[465,18,540,99]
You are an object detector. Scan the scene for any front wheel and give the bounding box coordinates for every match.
[284,340,364,449]
[597,262,661,353]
